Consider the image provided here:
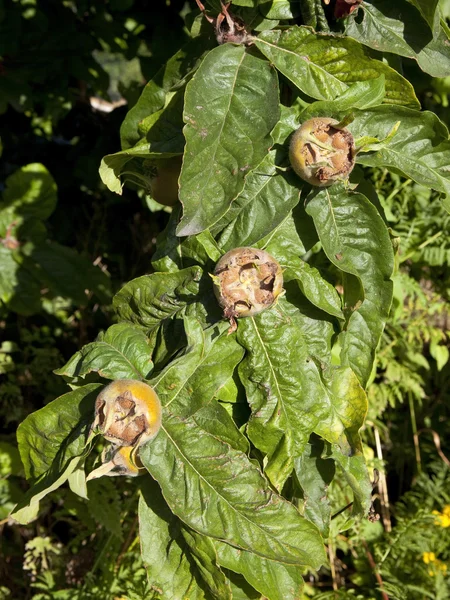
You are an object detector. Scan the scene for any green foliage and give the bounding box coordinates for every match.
[2,1,450,599]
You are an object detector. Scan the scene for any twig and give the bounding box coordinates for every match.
[362,539,389,600]
[408,392,422,476]
[417,428,450,467]
[115,514,139,572]
[374,426,392,532]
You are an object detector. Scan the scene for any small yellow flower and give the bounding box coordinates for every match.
[433,509,450,528]
[423,552,436,564]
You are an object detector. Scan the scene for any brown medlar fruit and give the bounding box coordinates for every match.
[212,247,284,333]
[289,117,355,187]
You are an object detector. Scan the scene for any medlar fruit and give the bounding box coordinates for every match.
[93,379,162,448]
[289,117,355,187]
[150,156,182,206]
[213,247,284,333]
[86,445,145,481]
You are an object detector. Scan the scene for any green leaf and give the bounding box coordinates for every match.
[345,0,450,78]
[11,384,102,524]
[140,401,326,568]
[99,146,179,195]
[314,367,372,516]
[408,0,439,28]
[176,44,280,236]
[181,528,232,600]
[300,77,387,114]
[11,456,83,525]
[237,299,335,489]
[266,244,344,321]
[140,479,224,600]
[297,0,329,30]
[255,26,419,108]
[294,437,335,536]
[215,541,304,600]
[2,163,57,221]
[137,89,185,154]
[55,323,154,381]
[350,107,450,206]
[214,150,301,249]
[120,36,214,149]
[112,266,204,333]
[150,317,244,418]
[0,246,42,315]
[305,185,394,388]
[17,384,101,480]
[258,0,302,19]
[30,241,111,305]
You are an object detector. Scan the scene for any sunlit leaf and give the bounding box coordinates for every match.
[177,44,280,236]
[255,27,419,107]
[55,323,154,381]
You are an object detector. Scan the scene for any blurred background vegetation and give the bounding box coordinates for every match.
[0,1,449,598]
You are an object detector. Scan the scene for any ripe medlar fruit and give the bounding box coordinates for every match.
[213,247,284,333]
[150,156,182,207]
[289,117,355,187]
[93,379,162,448]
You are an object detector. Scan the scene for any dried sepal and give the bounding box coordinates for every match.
[93,379,162,448]
[196,0,254,46]
[213,247,284,332]
[86,445,145,481]
[289,117,355,187]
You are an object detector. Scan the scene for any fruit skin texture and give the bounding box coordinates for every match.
[213,247,284,332]
[150,156,182,206]
[93,379,162,448]
[289,117,355,187]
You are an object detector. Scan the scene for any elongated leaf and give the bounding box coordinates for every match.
[120,36,214,149]
[297,0,329,30]
[17,384,101,480]
[214,150,301,248]
[314,367,372,516]
[182,528,232,600]
[137,89,185,153]
[139,480,213,600]
[350,107,450,210]
[12,384,101,524]
[409,0,439,28]
[112,266,204,333]
[150,317,244,418]
[55,323,154,381]
[345,0,450,78]
[31,241,111,305]
[305,185,394,387]
[237,299,335,489]
[140,401,326,568]
[177,44,280,236]
[266,243,344,321]
[215,541,304,600]
[255,27,419,107]
[294,437,335,536]
[11,456,82,525]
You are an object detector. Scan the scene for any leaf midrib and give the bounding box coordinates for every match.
[159,419,314,566]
